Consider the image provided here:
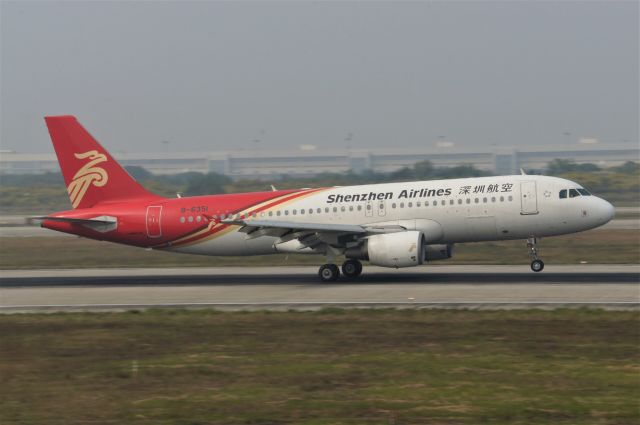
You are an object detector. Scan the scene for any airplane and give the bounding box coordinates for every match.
[38,116,615,281]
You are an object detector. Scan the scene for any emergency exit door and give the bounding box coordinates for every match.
[520,181,538,215]
[146,206,163,238]
[365,201,373,217]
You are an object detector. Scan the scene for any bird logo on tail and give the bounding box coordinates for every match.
[67,150,108,208]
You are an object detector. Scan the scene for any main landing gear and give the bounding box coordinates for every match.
[318,259,363,282]
[341,259,363,279]
[527,237,544,272]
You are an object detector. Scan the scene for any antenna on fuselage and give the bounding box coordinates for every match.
[270,185,277,191]
[520,168,527,175]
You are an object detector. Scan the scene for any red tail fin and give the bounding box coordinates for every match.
[45,115,160,209]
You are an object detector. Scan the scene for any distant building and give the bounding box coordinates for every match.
[1,144,637,179]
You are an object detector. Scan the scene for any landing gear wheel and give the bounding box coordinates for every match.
[318,264,340,282]
[342,259,363,279]
[526,237,544,273]
[531,259,545,272]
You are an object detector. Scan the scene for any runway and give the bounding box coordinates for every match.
[1,265,638,312]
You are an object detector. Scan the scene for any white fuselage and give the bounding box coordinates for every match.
[169,175,614,257]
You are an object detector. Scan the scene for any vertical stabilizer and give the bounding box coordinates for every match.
[45,115,160,209]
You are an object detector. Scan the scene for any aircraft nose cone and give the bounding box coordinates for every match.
[597,198,615,224]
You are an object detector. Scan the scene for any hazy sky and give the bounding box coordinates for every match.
[1,0,638,154]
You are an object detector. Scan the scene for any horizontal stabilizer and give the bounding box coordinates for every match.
[34,215,118,233]
[32,216,115,224]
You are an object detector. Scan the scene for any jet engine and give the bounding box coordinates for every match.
[345,231,426,268]
[424,244,454,261]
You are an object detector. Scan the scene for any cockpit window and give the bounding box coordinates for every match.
[577,188,591,196]
[569,189,580,198]
[559,189,567,199]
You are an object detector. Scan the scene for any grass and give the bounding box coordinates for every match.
[0,228,638,269]
[0,309,638,424]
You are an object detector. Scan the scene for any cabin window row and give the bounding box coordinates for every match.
[178,195,514,223]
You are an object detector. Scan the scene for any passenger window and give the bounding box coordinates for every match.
[357,205,362,211]
[341,206,346,212]
[333,207,338,213]
[366,204,371,210]
[392,203,397,209]
[197,216,202,222]
[269,211,273,216]
[317,208,321,214]
[308,208,312,214]
[349,206,354,212]
[508,195,513,201]
[180,217,185,223]
[466,199,471,204]
[491,197,496,202]
[417,201,421,207]
[458,199,462,205]
[450,199,454,205]
[474,198,479,203]
[433,200,438,206]
[285,210,289,215]
[500,196,504,202]
[325,207,329,213]
[483,197,487,203]
[408,202,413,208]
[400,202,404,208]
[569,189,580,198]
[425,201,430,206]
[559,189,567,199]
[277,211,281,216]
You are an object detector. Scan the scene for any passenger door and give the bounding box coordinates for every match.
[520,181,538,215]
[146,205,163,238]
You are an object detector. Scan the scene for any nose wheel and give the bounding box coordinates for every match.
[527,237,544,272]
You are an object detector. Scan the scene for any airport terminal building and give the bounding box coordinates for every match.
[1,144,637,179]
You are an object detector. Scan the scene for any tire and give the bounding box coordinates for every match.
[531,259,545,272]
[342,259,363,279]
[318,264,340,282]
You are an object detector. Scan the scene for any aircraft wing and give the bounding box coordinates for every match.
[222,219,366,235]
[221,218,407,252]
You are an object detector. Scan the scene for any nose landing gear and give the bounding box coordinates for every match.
[527,237,544,272]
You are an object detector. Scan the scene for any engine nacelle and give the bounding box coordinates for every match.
[346,231,426,268]
[424,244,454,261]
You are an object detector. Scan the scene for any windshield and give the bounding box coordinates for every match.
[577,188,591,196]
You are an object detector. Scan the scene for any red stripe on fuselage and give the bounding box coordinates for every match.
[157,188,327,248]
